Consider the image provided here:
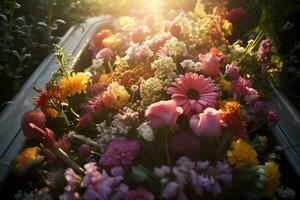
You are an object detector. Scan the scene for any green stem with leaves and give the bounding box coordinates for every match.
[46,0,54,51]
[9,0,16,32]
[164,131,171,167]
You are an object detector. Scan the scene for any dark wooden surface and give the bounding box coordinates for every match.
[265,83,300,178]
[0,16,113,184]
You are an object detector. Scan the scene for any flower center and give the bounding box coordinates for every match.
[186,88,199,100]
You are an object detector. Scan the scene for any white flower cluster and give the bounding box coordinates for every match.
[85,58,104,73]
[277,187,296,199]
[14,188,52,200]
[151,56,177,88]
[180,59,201,72]
[164,37,187,57]
[96,121,118,152]
[140,77,164,106]
[230,41,246,56]
[137,122,154,142]
[96,107,140,151]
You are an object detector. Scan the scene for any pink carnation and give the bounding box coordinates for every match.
[169,131,202,157]
[167,73,219,117]
[130,26,147,43]
[96,48,113,60]
[198,53,221,77]
[225,64,240,80]
[189,107,222,138]
[150,33,172,50]
[99,138,140,170]
[145,100,183,129]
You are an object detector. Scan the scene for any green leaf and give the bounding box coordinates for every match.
[131,165,149,182]
[12,50,20,59]
[194,0,206,17]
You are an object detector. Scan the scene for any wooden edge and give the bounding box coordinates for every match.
[265,83,300,178]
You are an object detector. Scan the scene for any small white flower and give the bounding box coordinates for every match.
[278,186,296,199]
[137,122,155,141]
[131,84,139,92]
[85,59,104,73]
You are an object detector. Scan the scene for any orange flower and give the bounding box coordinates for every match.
[220,101,246,135]
[59,72,90,96]
[102,82,130,110]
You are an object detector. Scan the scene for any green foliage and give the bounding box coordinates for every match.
[256,0,300,49]
[255,0,300,109]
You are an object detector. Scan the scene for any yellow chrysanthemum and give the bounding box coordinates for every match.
[227,139,259,169]
[116,16,137,32]
[263,161,281,198]
[59,72,90,96]
[217,78,233,91]
[102,82,130,110]
[15,147,44,173]
[102,35,122,49]
[98,74,109,84]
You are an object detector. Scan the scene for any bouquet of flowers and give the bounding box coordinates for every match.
[15,2,295,200]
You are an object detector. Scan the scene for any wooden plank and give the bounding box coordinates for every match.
[0,16,113,184]
[265,83,300,177]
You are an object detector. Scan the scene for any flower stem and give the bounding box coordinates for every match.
[247,121,267,135]
[50,146,84,174]
[69,131,102,149]
[108,60,113,73]
[164,132,171,167]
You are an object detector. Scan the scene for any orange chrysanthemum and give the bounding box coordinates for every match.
[59,72,90,96]
[102,82,130,110]
[220,101,246,135]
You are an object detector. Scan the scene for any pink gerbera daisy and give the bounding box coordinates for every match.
[167,72,218,117]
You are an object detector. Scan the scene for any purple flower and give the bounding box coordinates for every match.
[257,37,273,63]
[82,163,102,187]
[61,168,80,200]
[80,93,105,126]
[96,48,113,60]
[267,111,279,123]
[162,181,179,199]
[64,168,78,191]
[125,188,154,200]
[79,144,92,158]
[156,158,232,198]
[175,157,195,172]
[253,100,267,113]
[81,163,126,200]
[86,83,108,96]
[99,138,140,169]
[154,165,171,178]
[169,131,202,157]
[112,183,129,200]
[231,77,252,96]
[225,64,240,80]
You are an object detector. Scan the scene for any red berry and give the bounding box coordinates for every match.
[21,110,46,138]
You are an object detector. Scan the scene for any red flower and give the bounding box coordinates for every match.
[28,123,56,148]
[227,8,247,24]
[21,110,46,138]
[169,23,182,38]
[93,29,112,47]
